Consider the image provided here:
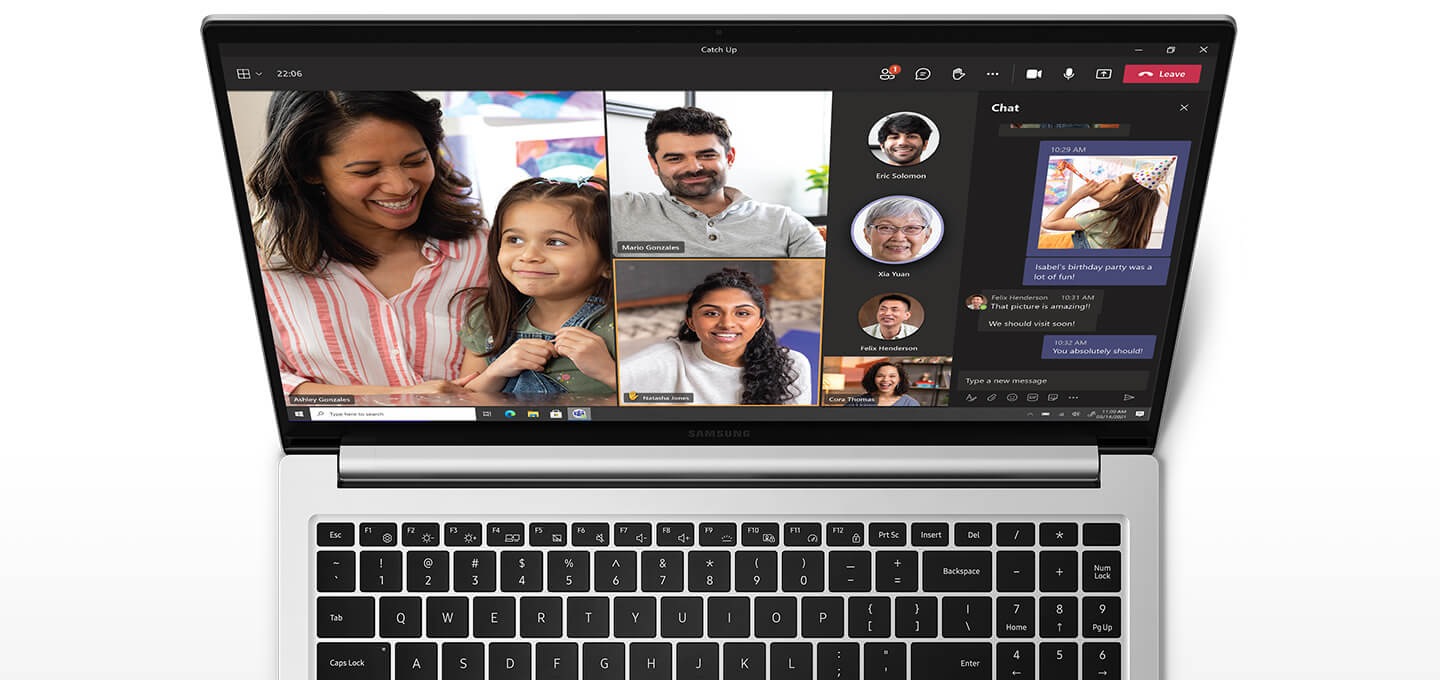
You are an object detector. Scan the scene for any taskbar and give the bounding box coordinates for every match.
[284,402,1152,423]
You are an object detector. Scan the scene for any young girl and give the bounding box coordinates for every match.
[456,177,617,396]
[1039,156,1174,249]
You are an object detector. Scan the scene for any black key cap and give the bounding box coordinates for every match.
[863,643,905,680]
[442,642,484,680]
[707,597,750,637]
[657,522,694,546]
[615,522,652,547]
[454,551,497,592]
[488,523,525,547]
[407,551,448,592]
[997,551,1035,592]
[319,551,356,592]
[402,523,441,547]
[1040,522,1079,547]
[1083,551,1122,592]
[536,642,578,680]
[741,522,780,546]
[395,642,437,680]
[848,597,890,638]
[689,551,731,592]
[317,642,388,679]
[500,551,543,592]
[630,643,672,680]
[319,523,355,547]
[816,643,859,680]
[999,522,1036,547]
[614,596,657,637]
[379,597,422,638]
[317,596,375,638]
[1040,551,1078,592]
[998,597,1037,637]
[781,551,824,592]
[953,523,991,547]
[548,551,590,592]
[1039,642,1078,679]
[771,643,812,680]
[426,596,469,638]
[360,551,402,592]
[584,643,625,680]
[359,523,397,547]
[800,597,844,637]
[754,596,798,638]
[699,522,738,546]
[1083,597,1121,638]
[723,643,765,680]
[1040,597,1079,638]
[1083,643,1121,679]
[520,596,563,638]
[572,522,609,547]
[997,643,1035,680]
[531,522,568,547]
[445,523,486,548]
[660,597,703,638]
[941,597,991,638]
[912,522,949,546]
[472,596,516,637]
[735,551,778,592]
[568,597,610,638]
[869,523,907,546]
[828,551,871,591]
[1083,523,1122,546]
[596,551,638,592]
[923,551,991,591]
[489,643,531,680]
[676,643,719,680]
[827,522,865,547]
[642,551,684,592]
[912,643,990,679]
[876,551,918,592]
[784,522,822,546]
[896,596,938,638]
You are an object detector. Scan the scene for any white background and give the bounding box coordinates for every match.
[2,2,1434,678]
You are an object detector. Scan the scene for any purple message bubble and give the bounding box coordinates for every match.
[1024,258,1170,286]
[1042,335,1156,360]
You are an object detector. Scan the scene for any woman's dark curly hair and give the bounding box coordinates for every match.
[676,267,799,405]
[246,91,484,275]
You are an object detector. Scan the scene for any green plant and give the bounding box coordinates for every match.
[804,164,829,192]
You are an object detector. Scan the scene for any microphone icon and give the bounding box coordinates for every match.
[1063,67,1075,80]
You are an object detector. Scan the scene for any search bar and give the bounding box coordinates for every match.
[309,407,475,421]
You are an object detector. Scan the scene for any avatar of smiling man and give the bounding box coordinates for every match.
[875,113,933,167]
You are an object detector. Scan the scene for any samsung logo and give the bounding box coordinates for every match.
[687,429,751,439]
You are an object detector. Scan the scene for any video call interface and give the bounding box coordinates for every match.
[220,40,1219,424]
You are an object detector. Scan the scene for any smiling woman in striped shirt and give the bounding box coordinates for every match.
[247,91,488,396]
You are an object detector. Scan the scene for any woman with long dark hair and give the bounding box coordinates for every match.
[247,91,487,396]
[1039,157,1172,249]
[619,268,811,405]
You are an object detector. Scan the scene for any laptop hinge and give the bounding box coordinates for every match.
[337,444,1100,484]
[1098,437,1155,455]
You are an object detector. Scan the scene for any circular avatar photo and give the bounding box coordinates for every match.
[858,293,926,341]
[868,111,940,167]
[851,195,945,265]
[965,294,988,311]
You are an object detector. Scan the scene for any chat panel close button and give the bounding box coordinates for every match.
[1123,64,1202,84]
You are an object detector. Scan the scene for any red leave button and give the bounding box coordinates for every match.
[1123,64,1202,84]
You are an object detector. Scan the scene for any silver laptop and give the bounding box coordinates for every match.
[204,16,1235,679]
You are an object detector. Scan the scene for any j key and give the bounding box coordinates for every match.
[530,523,567,547]
[442,642,484,680]
[660,597,703,638]
[401,523,441,547]
[848,597,890,638]
[1083,643,1121,679]
[614,596,657,637]
[445,523,486,548]
[741,522,780,546]
[781,551,825,592]
[641,551,684,592]
[658,523,694,546]
[318,551,356,592]
[817,643,859,680]
[771,642,813,680]
[630,643,671,680]
[784,522,822,546]
[317,597,375,638]
[953,523,991,547]
[707,597,750,637]
[1083,597,1122,638]
[379,597,422,638]
[676,642,719,680]
[736,551,779,592]
[754,596,798,638]
[360,551,402,592]
[520,597,563,638]
[488,523,525,547]
[472,597,516,637]
[911,643,990,680]
[1040,551,1078,592]
[828,551,871,591]
[568,597,610,638]
[1083,551,1122,592]
[316,643,388,680]
[863,643,906,680]
[895,596,938,638]
[876,551,918,592]
[1040,522,1079,547]
[488,643,530,680]
[595,551,637,592]
[318,523,354,547]
[1040,597,1079,638]
[395,642,437,680]
[869,523,907,546]
[406,551,448,592]
[923,551,991,591]
[800,597,844,637]
[997,551,1035,592]
[615,523,652,547]
[998,643,1036,680]
[426,597,468,638]
[500,551,543,592]
[998,597,1037,637]
[454,551,496,592]
[688,551,731,592]
[583,643,625,680]
[1083,523,1122,546]
[941,597,991,638]
[998,522,1036,546]
[572,523,609,547]
[827,522,865,547]
[547,551,590,591]
[535,642,577,680]
[699,522,738,546]
[359,523,397,547]
[912,523,949,546]
[724,643,765,680]
[1039,643,1078,679]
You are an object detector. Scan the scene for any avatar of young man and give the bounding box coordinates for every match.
[875,113,933,167]
[862,294,920,340]
[610,106,826,258]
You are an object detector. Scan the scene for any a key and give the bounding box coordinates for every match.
[472,596,516,637]
[595,551,637,592]
[1040,551,1078,592]
[800,597,844,638]
[567,597,610,638]
[1040,597,1079,638]
[875,551,918,592]
[848,597,890,638]
[359,523,397,547]
[1082,551,1122,592]
[735,551,778,592]
[1083,643,1121,679]
[316,643,388,680]
[660,597,703,638]
[869,523,907,546]
[406,551,448,592]
[688,551,731,592]
[547,551,590,592]
[997,643,1036,680]
[723,643,765,680]
[394,642,437,680]
[784,522,822,546]
[863,643,905,680]
[676,643,719,680]
[535,642,577,680]
[425,596,468,638]
[379,597,421,638]
[754,596,798,638]
[911,523,949,546]
[770,642,813,680]
[826,523,865,547]
[895,596,938,638]
[953,523,991,547]
[707,597,750,637]
[699,522,738,546]
[520,596,563,638]
[530,522,567,547]
[445,523,486,547]
[997,597,1037,637]
[997,551,1035,592]
[318,551,356,592]
[500,551,543,592]
[360,551,402,592]
[572,522,609,547]
[441,642,484,680]
[318,523,354,547]
[615,522,653,547]
[998,522,1036,547]
[1083,597,1121,638]
[828,551,871,592]
[317,597,375,638]
[583,643,625,680]
[923,551,991,591]
[453,551,496,592]
[911,643,990,680]
[488,643,530,680]
[941,597,991,638]
[629,643,672,680]
[1040,523,1079,547]
[401,523,440,547]
[641,551,684,592]
[1039,642,1077,679]
[741,522,780,546]
[817,643,859,680]
[781,551,824,592]
[614,596,657,637]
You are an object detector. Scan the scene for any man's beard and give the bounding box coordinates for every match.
[885,144,920,165]
[663,170,722,198]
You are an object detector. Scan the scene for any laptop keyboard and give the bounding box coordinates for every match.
[314,519,1124,679]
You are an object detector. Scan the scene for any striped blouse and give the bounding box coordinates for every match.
[260,235,488,394]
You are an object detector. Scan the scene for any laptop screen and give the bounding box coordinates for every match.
[205,18,1233,445]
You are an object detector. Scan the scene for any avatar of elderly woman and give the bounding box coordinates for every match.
[620,268,812,405]
[847,361,920,407]
[854,196,942,265]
